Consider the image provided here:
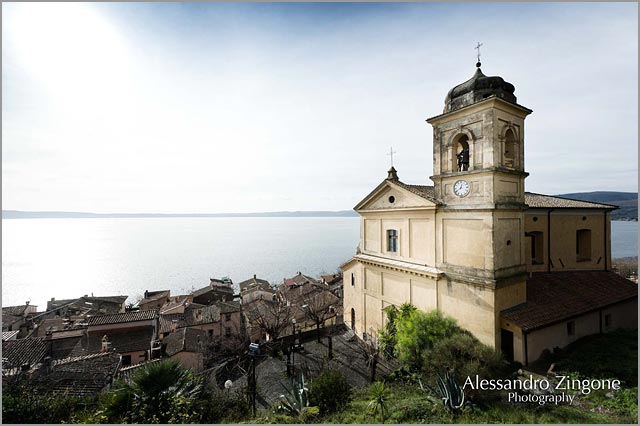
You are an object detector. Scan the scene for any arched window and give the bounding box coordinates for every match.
[350,308,356,330]
[455,134,470,171]
[504,128,517,168]
[576,229,591,262]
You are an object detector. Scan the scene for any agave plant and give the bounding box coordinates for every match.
[276,370,311,417]
[419,369,467,413]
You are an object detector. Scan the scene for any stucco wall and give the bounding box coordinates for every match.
[524,210,611,273]
[171,351,204,372]
[360,209,436,266]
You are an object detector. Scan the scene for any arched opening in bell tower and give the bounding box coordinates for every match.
[504,128,517,168]
[454,134,470,171]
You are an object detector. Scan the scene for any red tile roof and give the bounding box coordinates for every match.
[86,310,158,326]
[502,271,638,332]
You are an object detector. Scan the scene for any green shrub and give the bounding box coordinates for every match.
[421,333,507,381]
[198,388,251,423]
[308,369,351,414]
[395,309,460,370]
[2,379,95,424]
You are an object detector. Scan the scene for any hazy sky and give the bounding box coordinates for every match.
[2,2,638,213]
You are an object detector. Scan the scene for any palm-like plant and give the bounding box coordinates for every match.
[104,360,203,423]
[367,381,389,423]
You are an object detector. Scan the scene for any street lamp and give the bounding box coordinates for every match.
[248,343,260,415]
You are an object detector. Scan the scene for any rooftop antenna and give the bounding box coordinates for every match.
[475,42,483,68]
[387,146,397,167]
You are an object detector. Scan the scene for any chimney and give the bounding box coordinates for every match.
[254,274,257,279]
[101,335,111,353]
[171,319,178,332]
[51,297,55,301]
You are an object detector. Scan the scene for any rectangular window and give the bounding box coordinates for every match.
[208,329,214,337]
[225,327,232,337]
[387,230,398,253]
[351,273,354,287]
[576,229,592,262]
[604,314,612,328]
[122,355,132,367]
[567,321,575,336]
[225,313,231,322]
[527,232,544,265]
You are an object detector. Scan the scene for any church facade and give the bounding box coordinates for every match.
[342,64,637,365]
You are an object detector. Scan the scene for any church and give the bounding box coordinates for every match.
[341,61,637,365]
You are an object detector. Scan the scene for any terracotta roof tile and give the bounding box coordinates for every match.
[524,192,617,209]
[86,310,158,326]
[164,327,208,356]
[502,271,637,332]
[2,337,50,370]
[30,351,121,397]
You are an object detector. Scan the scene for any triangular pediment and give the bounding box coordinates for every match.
[354,180,438,211]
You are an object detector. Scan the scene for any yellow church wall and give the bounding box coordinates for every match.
[437,279,497,347]
[364,293,383,336]
[364,218,381,253]
[342,262,364,333]
[359,210,437,266]
[381,271,410,305]
[343,260,441,338]
[493,212,524,272]
[365,267,381,294]
[523,210,610,272]
[526,311,600,363]
[441,216,489,270]
[409,277,438,312]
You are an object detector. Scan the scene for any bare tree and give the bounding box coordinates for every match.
[244,298,292,343]
[301,288,341,342]
[355,334,380,383]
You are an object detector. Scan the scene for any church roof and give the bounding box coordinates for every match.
[501,271,637,332]
[355,168,617,212]
[524,192,617,210]
[444,66,518,113]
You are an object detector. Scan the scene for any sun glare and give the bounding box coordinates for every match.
[4,2,131,104]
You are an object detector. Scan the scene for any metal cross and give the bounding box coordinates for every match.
[475,42,483,63]
[387,147,397,167]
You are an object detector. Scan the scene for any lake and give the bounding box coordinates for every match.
[1,218,637,310]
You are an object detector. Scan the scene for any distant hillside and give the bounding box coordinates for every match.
[2,210,359,219]
[555,191,637,221]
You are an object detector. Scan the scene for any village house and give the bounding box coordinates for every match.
[70,310,160,367]
[1,336,50,376]
[238,274,276,304]
[342,62,638,365]
[27,351,122,397]
[192,277,234,305]
[138,290,171,311]
[243,273,342,343]
[46,295,127,317]
[163,327,209,372]
[2,303,38,337]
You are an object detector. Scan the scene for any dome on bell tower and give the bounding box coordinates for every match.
[443,64,517,113]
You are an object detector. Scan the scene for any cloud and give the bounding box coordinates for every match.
[2,2,637,213]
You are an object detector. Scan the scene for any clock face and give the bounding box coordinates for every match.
[453,180,470,197]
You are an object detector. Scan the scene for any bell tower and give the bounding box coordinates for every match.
[427,62,532,208]
[426,60,533,348]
